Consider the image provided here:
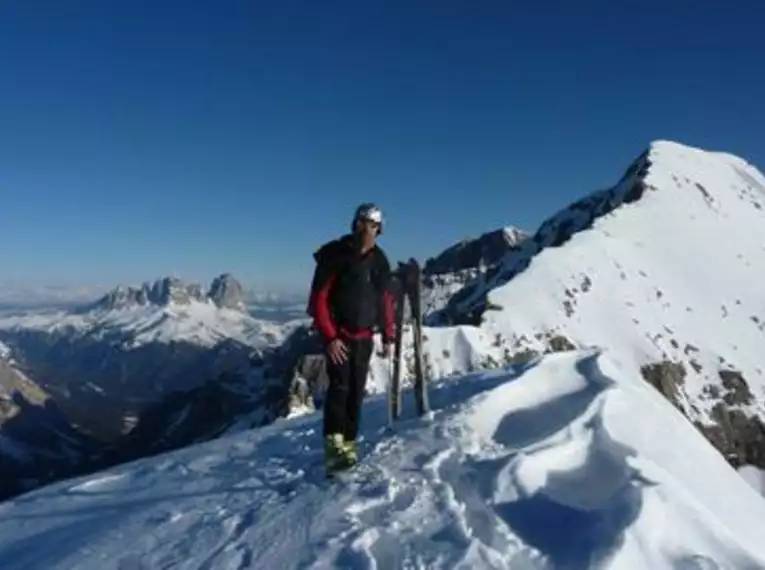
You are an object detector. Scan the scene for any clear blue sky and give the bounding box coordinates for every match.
[1,0,763,295]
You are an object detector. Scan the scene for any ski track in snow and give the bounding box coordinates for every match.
[2,349,765,569]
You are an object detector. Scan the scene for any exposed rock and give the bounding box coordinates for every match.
[640,362,763,469]
[503,347,539,365]
[84,274,246,312]
[703,384,721,399]
[287,353,330,413]
[424,226,529,276]
[149,277,204,305]
[208,273,246,310]
[697,404,765,469]
[548,334,576,352]
[640,360,687,411]
[719,369,753,406]
[0,358,47,407]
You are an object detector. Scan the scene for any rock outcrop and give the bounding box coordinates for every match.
[424,226,529,276]
[208,273,246,310]
[84,273,247,312]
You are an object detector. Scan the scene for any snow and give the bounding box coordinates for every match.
[0,300,302,350]
[422,269,482,318]
[0,340,10,360]
[1,348,764,569]
[366,324,509,394]
[739,465,765,497]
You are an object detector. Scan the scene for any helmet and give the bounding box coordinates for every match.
[351,202,384,234]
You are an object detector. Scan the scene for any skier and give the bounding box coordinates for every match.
[308,203,396,475]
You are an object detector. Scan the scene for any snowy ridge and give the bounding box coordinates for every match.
[448,141,765,319]
[424,140,765,469]
[1,349,764,569]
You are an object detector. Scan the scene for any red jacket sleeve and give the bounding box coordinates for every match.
[382,290,395,343]
[311,271,338,343]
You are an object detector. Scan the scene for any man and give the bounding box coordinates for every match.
[308,203,395,474]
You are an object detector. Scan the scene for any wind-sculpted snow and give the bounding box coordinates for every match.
[1,349,764,569]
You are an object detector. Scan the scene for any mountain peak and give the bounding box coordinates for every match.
[208,273,245,311]
[443,139,765,323]
[424,226,530,276]
[86,273,247,313]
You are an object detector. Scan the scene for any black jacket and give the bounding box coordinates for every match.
[308,234,395,343]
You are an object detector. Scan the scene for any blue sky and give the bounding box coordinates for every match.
[1,0,763,296]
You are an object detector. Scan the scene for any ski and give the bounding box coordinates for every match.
[387,259,429,425]
[409,260,430,416]
[389,276,405,423]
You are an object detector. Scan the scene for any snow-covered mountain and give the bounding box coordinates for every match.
[0,274,306,500]
[421,140,765,473]
[3,273,298,348]
[2,348,764,569]
[0,274,299,433]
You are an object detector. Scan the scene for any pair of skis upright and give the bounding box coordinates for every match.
[387,259,430,425]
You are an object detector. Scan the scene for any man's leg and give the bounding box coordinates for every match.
[323,348,353,470]
[344,337,374,450]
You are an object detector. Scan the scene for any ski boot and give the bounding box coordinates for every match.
[341,439,358,467]
[324,433,353,477]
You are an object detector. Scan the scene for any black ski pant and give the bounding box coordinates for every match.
[323,336,374,442]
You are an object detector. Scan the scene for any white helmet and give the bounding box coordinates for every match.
[352,202,384,234]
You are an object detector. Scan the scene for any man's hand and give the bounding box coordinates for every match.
[327,338,348,365]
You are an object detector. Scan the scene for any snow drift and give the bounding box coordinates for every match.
[1,349,764,569]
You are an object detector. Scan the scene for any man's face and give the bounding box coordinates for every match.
[357,218,380,240]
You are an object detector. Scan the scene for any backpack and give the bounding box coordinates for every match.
[306,239,343,319]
